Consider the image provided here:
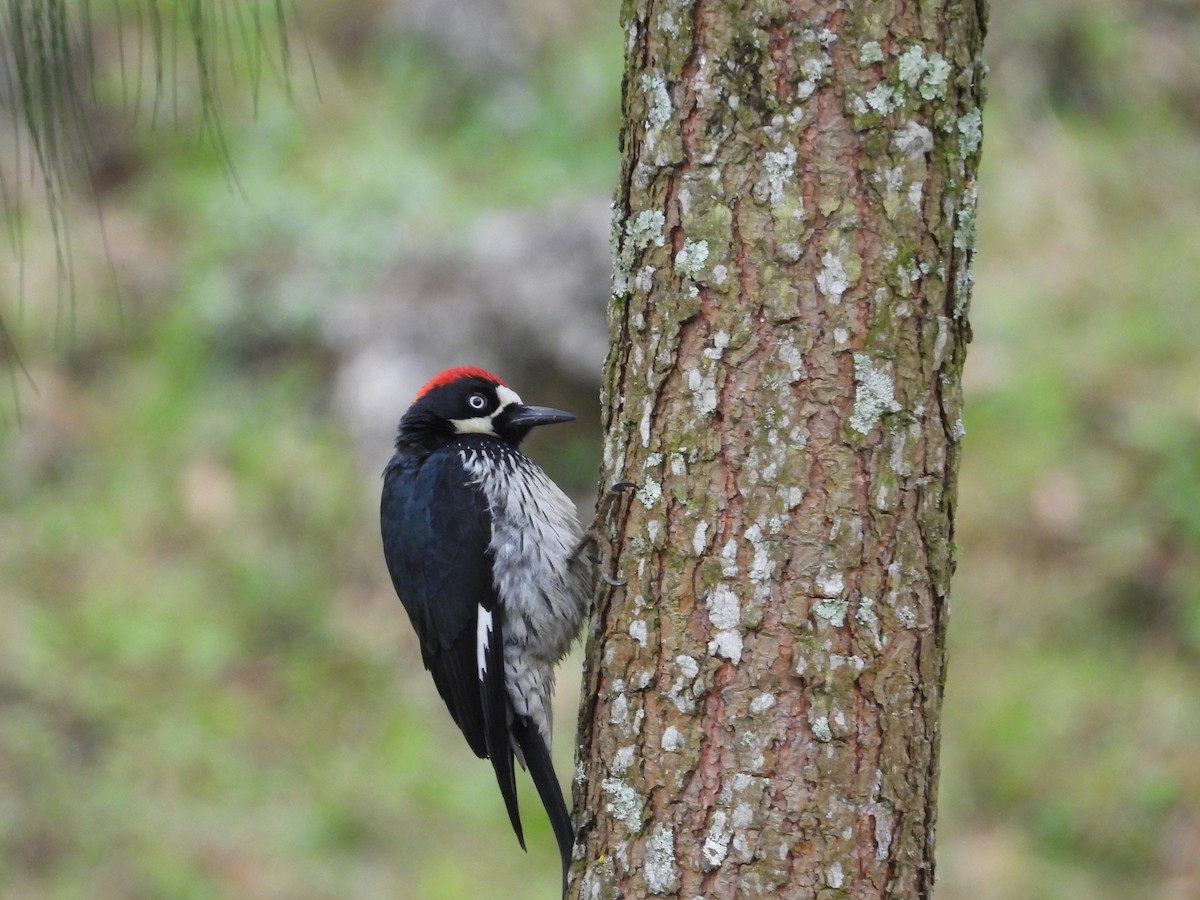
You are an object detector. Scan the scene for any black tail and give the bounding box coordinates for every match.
[481,613,525,851]
[513,715,574,897]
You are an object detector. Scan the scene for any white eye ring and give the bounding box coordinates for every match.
[467,393,488,411]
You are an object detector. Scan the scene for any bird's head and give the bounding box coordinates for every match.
[397,366,575,449]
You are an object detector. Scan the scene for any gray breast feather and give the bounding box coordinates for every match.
[460,449,592,746]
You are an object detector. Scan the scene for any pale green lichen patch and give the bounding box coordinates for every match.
[898,46,927,85]
[639,398,654,446]
[830,654,866,675]
[850,353,901,434]
[952,180,980,317]
[860,40,885,65]
[750,693,777,714]
[811,715,833,742]
[920,55,952,100]
[637,474,662,508]
[817,251,852,303]
[579,855,617,899]
[957,108,983,156]
[634,264,656,293]
[707,584,742,630]
[797,54,828,100]
[817,568,845,597]
[703,330,730,360]
[638,472,667,508]
[874,165,909,220]
[895,120,934,158]
[656,9,679,38]
[612,745,637,774]
[613,208,667,299]
[676,654,699,680]
[760,144,797,205]
[827,861,846,888]
[661,725,682,751]
[701,810,732,870]
[955,263,976,318]
[776,338,807,382]
[814,598,850,627]
[675,238,710,278]
[629,209,666,248]
[644,825,679,894]
[629,619,649,646]
[858,83,901,116]
[709,630,743,664]
[897,44,952,100]
[602,775,645,826]
[641,71,672,131]
[686,365,719,416]
[850,40,956,131]
[953,180,979,250]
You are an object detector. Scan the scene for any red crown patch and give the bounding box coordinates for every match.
[414,366,506,401]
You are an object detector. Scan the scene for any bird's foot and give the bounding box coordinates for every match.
[575,481,636,588]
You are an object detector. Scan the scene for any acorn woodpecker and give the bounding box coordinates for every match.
[380,366,590,892]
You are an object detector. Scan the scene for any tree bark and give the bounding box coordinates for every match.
[572,1,986,897]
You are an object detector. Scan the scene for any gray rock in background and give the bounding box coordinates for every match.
[326,198,611,471]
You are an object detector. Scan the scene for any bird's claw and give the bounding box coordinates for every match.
[577,479,638,589]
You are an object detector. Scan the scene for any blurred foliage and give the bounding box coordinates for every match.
[938,2,1200,897]
[0,0,1198,898]
[1,1,618,897]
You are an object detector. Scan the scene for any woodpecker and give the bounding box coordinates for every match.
[380,366,590,893]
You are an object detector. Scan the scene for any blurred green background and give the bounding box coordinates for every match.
[1,1,1198,898]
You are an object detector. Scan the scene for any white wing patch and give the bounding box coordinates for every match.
[476,605,494,680]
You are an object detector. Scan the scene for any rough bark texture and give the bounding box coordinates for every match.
[572,1,986,898]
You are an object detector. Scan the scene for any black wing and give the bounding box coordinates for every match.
[381,447,524,848]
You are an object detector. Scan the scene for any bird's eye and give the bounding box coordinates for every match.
[467,393,488,411]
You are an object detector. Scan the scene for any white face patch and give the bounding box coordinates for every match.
[453,417,498,435]
[495,385,522,408]
[451,385,524,436]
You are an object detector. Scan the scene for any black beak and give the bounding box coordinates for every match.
[503,404,575,430]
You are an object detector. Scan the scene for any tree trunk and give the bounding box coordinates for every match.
[572,1,986,897]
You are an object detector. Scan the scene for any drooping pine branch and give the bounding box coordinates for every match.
[0,0,302,350]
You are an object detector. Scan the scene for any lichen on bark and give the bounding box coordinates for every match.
[575,1,987,897]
